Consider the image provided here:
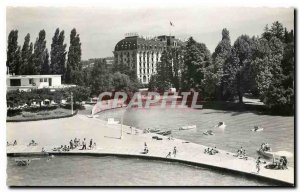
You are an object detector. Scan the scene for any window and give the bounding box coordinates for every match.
[10,79,21,86]
[40,78,43,82]
[29,78,33,84]
[44,78,48,82]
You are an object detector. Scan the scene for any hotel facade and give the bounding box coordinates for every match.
[113,34,182,84]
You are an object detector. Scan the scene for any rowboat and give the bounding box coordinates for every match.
[107,118,119,124]
[87,114,99,118]
[149,128,161,133]
[15,159,31,166]
[216,122,226,129]
[203,130,214,135]
[179,125,196,130]
[251,126,264,132]
[157,130,172,136]
[257,149,273,159]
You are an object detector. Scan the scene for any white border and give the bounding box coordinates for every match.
[0,0,298,191]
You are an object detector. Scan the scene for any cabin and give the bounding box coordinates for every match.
[6,74,75,92]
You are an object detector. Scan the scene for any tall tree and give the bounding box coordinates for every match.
[90,59,112,95]
[50,28,67,80]
[66,28,82,84]
[6,30,21,75]
[20,33,33,74]
[149,46,184,91]
[252,21,294,114]
[223,35,254,103]
[41,49,50,74]
[269,21,284,41]
[203,28,231,100]
[14,47,22,75]
[170,47,184,90]
[252,37,281,101]
[32,30,47,74]
[111,72,132,91]
[262,24,272,41]
[181,37,211,91]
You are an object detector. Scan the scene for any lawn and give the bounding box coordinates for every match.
[6,108,73,121]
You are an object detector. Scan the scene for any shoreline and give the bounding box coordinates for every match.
[7,110,294,186]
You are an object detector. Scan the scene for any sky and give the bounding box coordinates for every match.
[6,7,294,60]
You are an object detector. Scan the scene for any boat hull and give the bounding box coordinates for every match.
[251,128,264,132]
[180,125,196,130]
[257,149,273,159]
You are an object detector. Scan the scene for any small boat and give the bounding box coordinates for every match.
[152,136,159,139]
[179,125,196,130]
[107,118,119,125]
[157,130,172,136]
[251,126,264,132]
[15,159,31,166]
[203,130,214,135]
[216,122,226,129]
[257,149,273,159]
[87,114,99,118]
[149,128,161,133]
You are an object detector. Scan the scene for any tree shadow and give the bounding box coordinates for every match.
[104,136,120,139]
[200,101,294,117]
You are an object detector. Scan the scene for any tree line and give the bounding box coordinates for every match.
[149,21,294,114]
[7,28,141,96]
[6,21,294,114]
[6,28,82,84]
[81,58,141,96]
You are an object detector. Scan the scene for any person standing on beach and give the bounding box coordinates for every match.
[256,157,262,173]
[82,138,87,150]
[73,138,76,147]
[89,139,93,149]
[70,140,74,149]
[144,142,149,154]
[173,146,177,157]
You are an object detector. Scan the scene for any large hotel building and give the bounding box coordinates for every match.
[113,33,182,84]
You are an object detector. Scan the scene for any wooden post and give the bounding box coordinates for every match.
[71,92,73,115]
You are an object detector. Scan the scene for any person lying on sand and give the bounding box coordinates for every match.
[28,140,38,146]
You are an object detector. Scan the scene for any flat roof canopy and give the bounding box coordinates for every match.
[7,75,62,79]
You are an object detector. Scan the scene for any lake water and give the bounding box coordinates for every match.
[99,107,294,166]
[7,156,277,186]
[7,107,293,186]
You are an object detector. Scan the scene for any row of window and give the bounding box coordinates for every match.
[139,69,154,74]
[139,58,159,62]
[116,52,162,57]
[39,78,48,83]
[118,44,165,51]
[139,63,154,68]
[30,78,49,84]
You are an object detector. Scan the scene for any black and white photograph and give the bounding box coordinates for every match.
[2,0,296,188]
